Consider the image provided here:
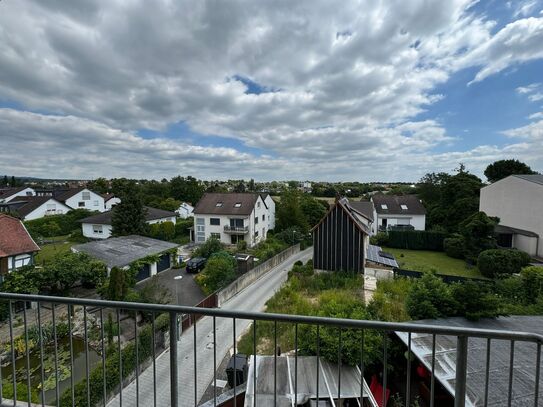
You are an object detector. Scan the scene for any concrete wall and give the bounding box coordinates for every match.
[364,266,394,280]
[515,234,539,256]
[65,189,105,212]
[82,223,113,239]
[24,198,71,221]
[217,244,300,306]
[480,176,543,257]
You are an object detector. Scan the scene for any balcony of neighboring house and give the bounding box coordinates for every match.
[224,218,249,234]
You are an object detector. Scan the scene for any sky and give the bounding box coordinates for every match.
[1,0,543,182]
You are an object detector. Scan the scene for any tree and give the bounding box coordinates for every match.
[233,181,246,193]
[170,175,204,204]
[157,197,181,212]
[406,273,457,320]
[10,175,16,187]
[275,189,309,232]
[87,177,109,194]
[484,159,536,183]
[459,211,497,263]
[111,181,148,236]
[300,195,327,228]
[198,251,237,292]
[2,175,7,186]
[193,236,224,258]
[477,249,531,279]
[42,252,105,293]
[106,267,128,301]
[450,281,500,320]
[248,178,255,191]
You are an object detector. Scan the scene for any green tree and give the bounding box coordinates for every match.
[157,197,180,212]
[170,175,204,204]
[2,175,7,186]
[193,236,223,258]
[275,189,309,232]
[248,178,255,191]
[198,251,237,292]
[450,281,500,320]
[111,181,148,236]
[477,249,531,279]
[459,211,497,263]
[484,159,536,183]
[42,252,104,293]
[300,195,327,228]
[106,267,128,301]
[87,177,109,194]
[406,273,457,320]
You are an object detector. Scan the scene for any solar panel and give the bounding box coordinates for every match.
[367,244,398,268]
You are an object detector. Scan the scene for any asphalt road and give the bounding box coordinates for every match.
[107,247,312,407]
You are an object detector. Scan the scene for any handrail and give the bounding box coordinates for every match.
[2,292,543,343]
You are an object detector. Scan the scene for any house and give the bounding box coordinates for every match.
[102,193,121,210]
[0,214,40,280]
[79,206,177,239]
[72,235,178,282]
[0,196,71,220]
[396,316,543,407]
[298,180,312,193]
[192,192,274,247]
[479,174,543,258]
[176,202,194,219]
[370,194,426,234]
[312,197,398,275]
[261,193,276,230]
[55,188,106,212]
[0,187,36,203]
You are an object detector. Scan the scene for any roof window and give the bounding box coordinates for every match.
[234,202,242,208]
[216,202,223,207]
[400,204,408,210]
[381,204,388,210]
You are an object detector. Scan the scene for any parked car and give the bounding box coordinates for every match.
[186,257,207,273]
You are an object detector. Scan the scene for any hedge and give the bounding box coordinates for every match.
[386,230,447,251]
[24,209,94,239]
[59,313,169,407]
[477,249,532,279]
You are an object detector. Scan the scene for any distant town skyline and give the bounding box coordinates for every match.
[1,1,543,181]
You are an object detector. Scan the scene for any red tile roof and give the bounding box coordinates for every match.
[0,214,40,257]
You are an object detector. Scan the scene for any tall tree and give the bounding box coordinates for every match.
[10,176,16,187]
[484,159,536,183]
[275,189,309,232]
[111,181,148,236]
[170,175,204,204]
[88,177,109,194]
[2,175,7,186]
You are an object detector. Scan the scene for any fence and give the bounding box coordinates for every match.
[394,268,489,284]
[216,244,300,306]
[180,292,217,330]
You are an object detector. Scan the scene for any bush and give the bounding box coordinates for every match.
[477,249,529,279]
[148,221,176,241]
[24,209,94,239]
[175,218,193,237]
[450,281,500,320]
[198,251,237,293]
[236,239,248,251]
[520,266,543,303]
[370,232,389,246]
[193,237,223,258]
[443,235,465,259]
[386,230,447,251]
[406,273,457,319]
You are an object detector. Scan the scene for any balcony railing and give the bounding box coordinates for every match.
[224,225,249,234]
[0,292,542,407]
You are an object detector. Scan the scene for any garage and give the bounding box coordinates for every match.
[136,264,151,282]
[157,254,171,273]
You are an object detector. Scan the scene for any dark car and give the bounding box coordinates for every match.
[186,257,207,273]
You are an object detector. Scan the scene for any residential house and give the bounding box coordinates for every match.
[103,193,121,210]
[370,194,426,234]
[479,174,543,258]
[192,193,274,247]
[72,235,178,282]
[56,188,106,212]
[79,206,177,239]
[261,193,276,230]
[0,196,71,220]
[0,187,35,203]
[176,202,194,219]
[298,180,312,193]
[0,214,40,280]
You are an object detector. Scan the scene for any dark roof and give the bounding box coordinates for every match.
[0,214,40,257]
[193,193,261,216]
[312,197,370,234]
[513,174,543,186]
[80,206,176,225]
[371,194,426,215]
[72,235,178,268]
[349,200,374,221]
[0,187,29,200]
[102,193,115,202]
[55,187,88,202]
[396,316,543,407]
[495,224,539,238]
[3,196,67,218]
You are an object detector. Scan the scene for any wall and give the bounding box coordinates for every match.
[514,234,539,256]
[364,266,394,280]
[105,197,121,210]
[65,189,105,212]
[1,187,35,203]
[264,195,276,230]
[480,176,543,257]
[24,199,71,221]
[194,213,250,245]
[82,223,112,239]
[372,214,426,233]
[148,216,177,225]
[217,244,300,306]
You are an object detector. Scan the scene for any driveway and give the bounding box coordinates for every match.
[138,267,207,306]
[107,247,312,407]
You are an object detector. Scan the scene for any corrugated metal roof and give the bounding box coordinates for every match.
[366,244,399,268]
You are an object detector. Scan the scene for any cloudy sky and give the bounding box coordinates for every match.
[1,0,543,182]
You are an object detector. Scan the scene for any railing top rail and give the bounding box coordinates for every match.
[2,292,543,343]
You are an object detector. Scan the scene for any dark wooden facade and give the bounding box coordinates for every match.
[312,200,367,273]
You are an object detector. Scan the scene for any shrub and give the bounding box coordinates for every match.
[477,249,529,279]
[198,251,237,292]
[386,230,447,251]
[193,237,223,259]
[370,232,389,246]
[24,209,93,239]
[450,281,500,320]
[520,266,543,303]
[236,239,248,251]
[405,273,457,319]
[443,235,465,259]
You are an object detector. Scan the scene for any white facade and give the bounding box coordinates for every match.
[262,194,276,230]
[23,198,72,221]
[370,211,426,234]
[0,187,35,203]
[177,202,194,219]
[81,215,176,239]
[6,253,34,271]
[104,197,121,210]
[64,189,105,212]
[480,175,543,257]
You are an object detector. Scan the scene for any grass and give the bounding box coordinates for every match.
[382,247,484,278]
[35,242,72,265]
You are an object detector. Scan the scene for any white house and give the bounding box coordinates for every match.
[192,192,275,247]
[0,214,40,280]
[0,187,36,203]
[177,202,194,219]
[80,206,177,239]
[0,196,71,221]
[370,194,426,234]
[261,193,276,230]
[480,174,543,258]
[103,194,121,211]
[56,188,106,212]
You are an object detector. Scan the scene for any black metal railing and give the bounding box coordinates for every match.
[223,225,249,234]
[0,292,542,407]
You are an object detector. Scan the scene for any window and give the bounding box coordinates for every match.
[25,191,32,196]
[94,200,99,206]
[93,225,103,234]
[262,214,265,221]
[211,233,221,239]
[216,202,223,207]
[381,204,388,210]
[254,230,259,237]
[254,216,259,224]
[196,218,205,225]
[257,202,261,208]
[400,204,408,210]
[234,202,242,208]
[78,202,85,207]
[82,191,91,200]
[210,218,220,226]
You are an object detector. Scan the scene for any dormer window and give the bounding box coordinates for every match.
[216,202,223,207]
[381,204,388,210]
[234,202,242,208]
[400,204,408,210]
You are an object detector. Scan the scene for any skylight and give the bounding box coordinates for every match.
[401,204,408,210]
[234,202,242,208]
[381,204,388,210]
[216,202,223,207]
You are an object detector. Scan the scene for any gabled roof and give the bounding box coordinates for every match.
[3,196,68,218]
[55,187,87,202]
[349,200,374,222]
[0,186,30,200]
[102,193,116,202]
[312,197,371,235]
[513,174,543,186]
[371,194,426,215]
[79,206,176,225]
[0,214,40,257]
[193,193,262,216]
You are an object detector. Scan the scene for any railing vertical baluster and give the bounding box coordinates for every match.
[406,332,411,407]
[117,308,123,406]
[38,303,46,407]
[338,328,342,404]
[294,323,298,406]
[152,312,157,407]
[213,316,217,407]
[316,325,320,403]
[23,303,31,407]
[383,332,388,407]
[454,336,468,407]
[274,320,277,407]
[169,311,178,407]
[100,309,106,407]
[194,317,198,407]
[508,340,515,407]
[360,329,364,406]
[534,342,541,407]
[52,303,59,406]
[484,338,491,407]
[430,334,436,407]
[84,305,90,406]
[253,320,257,406]
[8,301,16,407]
[135,313,139,407]
[233,317,237,407]
[68,304,75,406]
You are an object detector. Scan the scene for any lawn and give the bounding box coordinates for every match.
[382,247,484,279]
[35,241,72,265]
